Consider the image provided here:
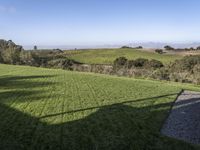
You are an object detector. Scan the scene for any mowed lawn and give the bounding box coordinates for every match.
[65,48,182,64]
[0,64,199,150]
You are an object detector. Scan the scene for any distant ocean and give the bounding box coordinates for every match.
[23,42,200,50]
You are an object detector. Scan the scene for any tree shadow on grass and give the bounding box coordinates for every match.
[0,75,57,90]
[0,75,57,103]
[0,90,59,103]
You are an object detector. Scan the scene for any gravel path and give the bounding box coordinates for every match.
[161,90,200,145]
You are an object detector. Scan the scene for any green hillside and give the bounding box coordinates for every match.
[0,64,199,149]
[65,48,182,64]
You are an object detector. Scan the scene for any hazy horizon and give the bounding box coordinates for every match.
[21,42,200,50]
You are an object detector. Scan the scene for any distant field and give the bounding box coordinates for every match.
[0,64,199,149]
[65,48,183,64]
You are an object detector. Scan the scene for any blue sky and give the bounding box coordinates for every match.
[1,0,200,47]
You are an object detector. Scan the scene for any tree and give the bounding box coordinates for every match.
[0,39,23,64]
[121,46,131,49]
[189,47,195,51]
[34,45,37,50]
[136,46,143,49]
[3,45,22,64]
[20,51,35,65]
[0,48,3,63]
[197,46,200,50]
[164,45,174,50]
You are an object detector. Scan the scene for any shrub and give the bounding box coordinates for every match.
[151,68,170,80]
[47,58,80,70]
[170,55,200,72]
[126,60,135,69]
[155,49,163,54]
[169,72,190,83]
[20,51,35,65]
[184,48,190,51]
[114,58,163,69]
[133,58,148,67]
[146,59,164,69]
[113,57,128,67]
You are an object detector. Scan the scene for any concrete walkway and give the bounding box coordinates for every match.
[161,90,200,145]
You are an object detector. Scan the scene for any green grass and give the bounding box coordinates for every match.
[0,64,199,150]
[65,48,182,64]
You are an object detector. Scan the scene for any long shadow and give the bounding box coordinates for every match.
[0,75,57,103]
[0,75,199,150]
[0,99,198,150]
[0,75,56,81]
[0,75,56,90]
[39,92,179,119]
[0,90,59,103]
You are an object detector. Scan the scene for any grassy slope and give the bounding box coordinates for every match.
[65,48,182,64]
[0,64,199,150]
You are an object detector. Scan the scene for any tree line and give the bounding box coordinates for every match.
[0,40,23,64]
[0,39,80,69]
[1,39,200,84]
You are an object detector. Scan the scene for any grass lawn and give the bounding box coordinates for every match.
[0,64,199,150]
[65,48,182,64]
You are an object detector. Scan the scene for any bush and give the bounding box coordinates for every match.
[126,60,135,69]
[133,58,148,67]
[155,49,163,54]
[169,55,200,72]
[146,59,164,69]
[20,51,35,66]
[113,57,128,67]
[47,58,80,70]
[114,57,163,70]
[151,68,170,80]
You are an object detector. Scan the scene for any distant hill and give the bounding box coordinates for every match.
[64,48,182,64]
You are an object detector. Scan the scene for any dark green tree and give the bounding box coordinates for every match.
[164,45,174,50]
[34,45,37,50]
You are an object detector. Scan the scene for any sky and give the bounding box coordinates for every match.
[1,0,200,48]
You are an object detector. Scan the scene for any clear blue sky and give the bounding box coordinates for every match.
[1,0,200,46]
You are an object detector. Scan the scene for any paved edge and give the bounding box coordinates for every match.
[161,90,200,145]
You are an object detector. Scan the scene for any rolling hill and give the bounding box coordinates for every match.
[65,48,182,64]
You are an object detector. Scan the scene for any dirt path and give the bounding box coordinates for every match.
[161,90,200,145]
